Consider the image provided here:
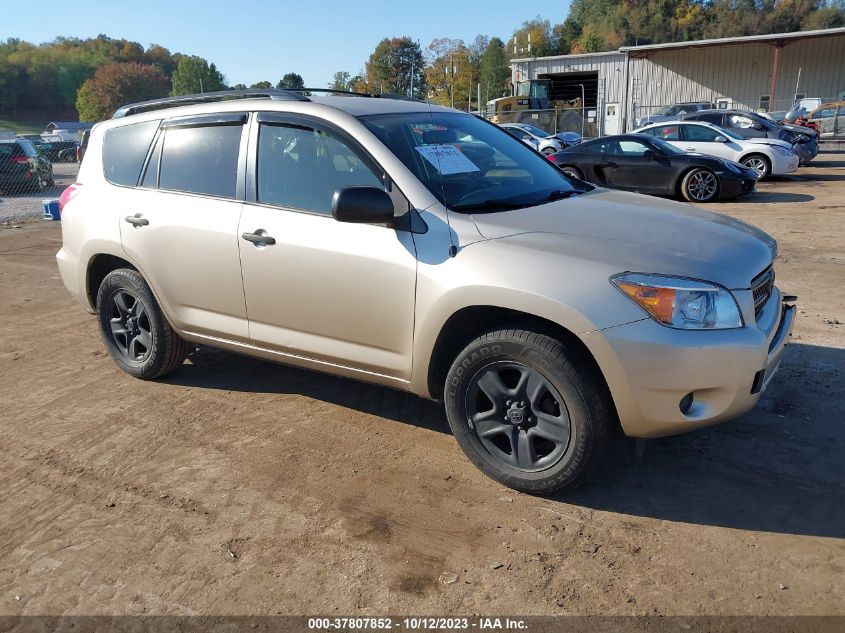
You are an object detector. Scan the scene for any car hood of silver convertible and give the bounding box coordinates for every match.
[470,188,775,290]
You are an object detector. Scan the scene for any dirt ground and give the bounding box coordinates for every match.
[1,155,843,617]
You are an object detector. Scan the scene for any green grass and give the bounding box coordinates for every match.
[0,116,49,134]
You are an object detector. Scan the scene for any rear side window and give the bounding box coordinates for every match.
[19,140,38,157]
[103,120,160,186]
[159,124,242,198]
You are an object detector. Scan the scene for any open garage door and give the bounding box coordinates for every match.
[537,71,599,108]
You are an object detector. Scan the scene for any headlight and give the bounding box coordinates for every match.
[611,273,743,329]
[772,145,794,157]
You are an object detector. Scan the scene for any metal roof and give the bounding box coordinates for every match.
[620,27,845,56]
[511,27,845,64]
[510,50,625,64]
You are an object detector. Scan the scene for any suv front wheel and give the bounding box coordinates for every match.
[444,329,614,493]
[96,268,187,380]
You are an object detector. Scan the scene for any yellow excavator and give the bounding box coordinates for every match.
[486,79,586,134]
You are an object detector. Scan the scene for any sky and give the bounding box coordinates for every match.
[1,0,570,87]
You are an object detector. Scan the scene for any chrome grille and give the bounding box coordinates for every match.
[752,267,775,317]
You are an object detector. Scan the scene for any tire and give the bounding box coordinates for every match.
[443,329,615,493]
[680,167,719,203]
[561,165,584,180]
[96,268,187,380]
[740,153,771,179]
[541,146,556,156]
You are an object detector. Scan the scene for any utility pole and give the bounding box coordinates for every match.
[449,50,455,108]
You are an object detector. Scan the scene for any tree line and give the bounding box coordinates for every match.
[0,0,842,121]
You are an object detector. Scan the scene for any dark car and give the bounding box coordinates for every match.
[550,134,757,203]
[37,140,80,162]
[0,139,54,194]
[679,109,818,165]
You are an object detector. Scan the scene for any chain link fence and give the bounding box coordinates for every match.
[483,107,602,139]
[1,115,86,223]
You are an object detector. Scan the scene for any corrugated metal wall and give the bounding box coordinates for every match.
[630,34,845,114]
[512,33,845,133]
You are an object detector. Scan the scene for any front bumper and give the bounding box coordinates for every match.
[718,172,757,199]
[583,291,796,438]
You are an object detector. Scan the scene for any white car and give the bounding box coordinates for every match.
[632,120,799,179]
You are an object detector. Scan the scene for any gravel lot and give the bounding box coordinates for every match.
[1,155,843,617]
[0,162,79,224]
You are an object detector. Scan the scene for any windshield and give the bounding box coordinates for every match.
[649,137,685,155]
[521,124,551,138]
[359,111,586,212]
[720,127,745,141]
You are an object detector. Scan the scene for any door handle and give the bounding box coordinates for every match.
[241,230,276,246]
[603,161,618,168]
[684,147,696,152]
[124,214,149,227]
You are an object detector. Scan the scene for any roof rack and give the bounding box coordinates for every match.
[112,88,309,119]
[112,87,426,119]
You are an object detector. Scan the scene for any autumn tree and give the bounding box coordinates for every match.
[170,55,226,95]
[425,39,478,110]
[76,61,168,121]
[277,73,305,90]
[365,37,425,98]
[249,80,273,89]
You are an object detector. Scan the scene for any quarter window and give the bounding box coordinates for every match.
[159,124,242,198]
[103,120,160,187]
[257,123,384,215]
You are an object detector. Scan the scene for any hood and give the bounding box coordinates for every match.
[743,136,791,148]
[470,188,775,289]
[780,122,817,138]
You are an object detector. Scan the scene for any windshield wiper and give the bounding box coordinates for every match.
[534,189,581,204]
[451,200,530,213]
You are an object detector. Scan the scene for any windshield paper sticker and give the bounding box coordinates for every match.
[415,144,480,175]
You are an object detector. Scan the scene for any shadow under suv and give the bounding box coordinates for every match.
[56,89,796,492]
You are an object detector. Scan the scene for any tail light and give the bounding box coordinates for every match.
[58,183,82,215]
[11,156,29,164]
[546,154,557,162]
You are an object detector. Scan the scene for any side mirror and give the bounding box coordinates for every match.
[714,135,728,143]
[331,187,395,225]
[643,149,659,161]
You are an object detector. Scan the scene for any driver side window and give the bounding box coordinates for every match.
[682,125,720,142]
[257,123,384,215]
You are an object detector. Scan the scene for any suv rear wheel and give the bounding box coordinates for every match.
[443,329,614,493]
[96,269,187,379]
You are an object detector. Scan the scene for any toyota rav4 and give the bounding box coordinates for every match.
[56,89,796,492]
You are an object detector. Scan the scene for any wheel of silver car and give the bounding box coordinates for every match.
[443,329,615,493]
[561,166,584,180]
[741,154,771,179]
[541,147,556,156]
[96,268,187,380]
[680,168,719,203]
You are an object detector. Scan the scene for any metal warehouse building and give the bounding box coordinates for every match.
[510,27,845,135]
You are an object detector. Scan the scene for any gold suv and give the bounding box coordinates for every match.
[56,90,795,492]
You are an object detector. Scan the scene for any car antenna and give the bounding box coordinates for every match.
[425,98,459,258]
